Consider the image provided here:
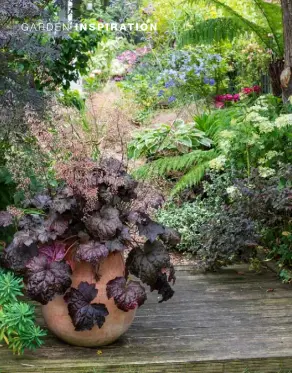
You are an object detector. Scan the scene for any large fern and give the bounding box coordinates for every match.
[134,149,218,195]
[181,0,283,57]
[181,17,246,45]
[132,108,238,195]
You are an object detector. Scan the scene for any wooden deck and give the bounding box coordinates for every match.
[1,265,292,373]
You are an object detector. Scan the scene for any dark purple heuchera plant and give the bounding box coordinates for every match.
[0,158,180,332]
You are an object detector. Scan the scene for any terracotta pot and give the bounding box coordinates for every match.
[41,252,136,347]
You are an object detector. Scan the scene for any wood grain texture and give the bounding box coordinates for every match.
[1,264,292,373]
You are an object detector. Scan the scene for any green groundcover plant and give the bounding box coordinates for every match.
[0,269,46,355]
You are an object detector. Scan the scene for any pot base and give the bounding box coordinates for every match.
[41,253,136,347]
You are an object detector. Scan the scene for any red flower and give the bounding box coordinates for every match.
[233,94,240,102]
[215,95,224,102]
[253,85,261,93]
[242,87,253,95]
[225,94,234,101]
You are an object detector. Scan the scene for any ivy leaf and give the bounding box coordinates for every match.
[85,206,123,240]
[136,213,165,243]
[0,211,13,227]
[64,282,109,331]
[106,277,147,311]
[126,241,175,302]
[26,256,72,305]
[39,242,67,262]
[75,241,109,264]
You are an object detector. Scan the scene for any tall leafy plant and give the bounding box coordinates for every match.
[133,108,238,195]
[181,0,284,95]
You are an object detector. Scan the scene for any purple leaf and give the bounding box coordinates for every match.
[26,256,72,305]
[51,194,76,214]
[35,226,57,243]
[18,214,43,229]
[126,211,140,224]
[3,243,38,275]
[84,206,123,240]
[150,273,174,303]
[12,231,36,247]
[105,238,127,253]
[120,227,131,241]
[0,211,13,227]
[126,240,175,302]
[160,227,181,246]
[64,282,109,331]
[45,213,69,236]
[75,241,109,264]
[29,195,52,209]
[106,277,146,311]
[136,213,165,243]
[39,242,67,262]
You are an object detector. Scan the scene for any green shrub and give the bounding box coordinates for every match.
[157,201,215,253]
[157,172,233,255]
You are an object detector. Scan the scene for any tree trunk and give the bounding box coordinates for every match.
[269,59,284,96]
[280,0,292,101]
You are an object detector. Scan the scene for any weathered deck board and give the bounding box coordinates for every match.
[1,265,292,373]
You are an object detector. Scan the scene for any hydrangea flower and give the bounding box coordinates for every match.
[226,186,242,200]
[209,155,227,171]
[275,114,292,128]
[258,167,276,178]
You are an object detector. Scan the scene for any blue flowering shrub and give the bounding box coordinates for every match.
[119,46,229,122]
[154,48,228,100]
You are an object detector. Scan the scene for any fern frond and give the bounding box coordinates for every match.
[180,17,244,46]
[252,0,283,56]
[188,0,275,52]
[134,149,217,179]
[171,161,211,195]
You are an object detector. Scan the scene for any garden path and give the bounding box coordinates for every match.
[87,82,198,160]
[1,264,292,373]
